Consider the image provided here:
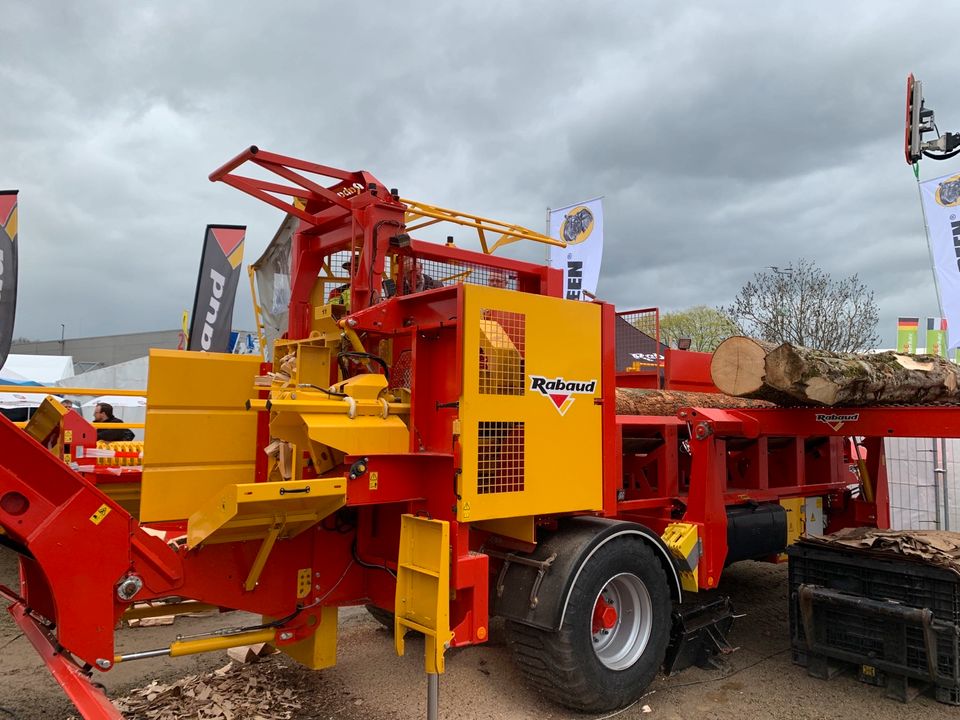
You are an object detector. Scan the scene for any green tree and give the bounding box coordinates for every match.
[725,259,880,352]
[660,305,739,351]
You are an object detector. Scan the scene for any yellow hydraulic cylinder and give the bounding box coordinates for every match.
[113,628,277,664]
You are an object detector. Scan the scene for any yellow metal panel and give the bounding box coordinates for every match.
[98,482,140,517]
[458,285,603,522]
[302,414,409,455]
[662,522,700,592]
[280,606,338,670]
[297,568,312,599]
[141,350,261,522]
[186,478,345,547]
[473,516,536,544]
[395,514,453,674]
[24,397,67,445]
[780,497,805,546]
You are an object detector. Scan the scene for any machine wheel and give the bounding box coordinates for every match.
[506,538,672,712]
[364,604,394,630]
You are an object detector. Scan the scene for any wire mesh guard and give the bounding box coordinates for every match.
[410,257,519,294]
[479,309,525,396]
[477,421,525,494]
[319,251,521,304]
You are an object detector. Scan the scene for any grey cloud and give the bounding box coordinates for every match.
[0,1,956,350]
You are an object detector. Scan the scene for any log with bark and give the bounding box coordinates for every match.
[615,388,772,416]
[711,336,960,406]
[706,337,798,405]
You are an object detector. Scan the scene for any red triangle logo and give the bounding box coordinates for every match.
[210,226,246,257]
[0,193,17,226]
[548,393,569,409]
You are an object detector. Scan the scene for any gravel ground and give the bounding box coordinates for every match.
[0,552,955,719]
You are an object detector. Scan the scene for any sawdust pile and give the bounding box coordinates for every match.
[112,659,302,720]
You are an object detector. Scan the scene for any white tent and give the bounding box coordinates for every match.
[82,395,146,409]
[56,357,148,439]
[0,391,45,409]
[1,354,74,384]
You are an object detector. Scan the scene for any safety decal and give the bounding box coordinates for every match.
[90,503,112,525]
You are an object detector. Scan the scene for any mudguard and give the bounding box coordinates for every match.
[492,516,682,631]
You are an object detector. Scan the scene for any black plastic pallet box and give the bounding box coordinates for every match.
[787,540,960,705]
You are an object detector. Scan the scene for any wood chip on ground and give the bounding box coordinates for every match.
[113,658,302,720]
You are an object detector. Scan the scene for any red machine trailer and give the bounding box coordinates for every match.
[0,148,921,719]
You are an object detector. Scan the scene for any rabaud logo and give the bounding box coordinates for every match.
[560,206,595,245]
[935,175,960,207]
[814,412,859,431]
[530,375,597,416]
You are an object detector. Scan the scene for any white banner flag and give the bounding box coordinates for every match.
[920,173,960,348]
[548,198,603,301]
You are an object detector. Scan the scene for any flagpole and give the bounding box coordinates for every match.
[545,206,552,265]
[916,169,945,317]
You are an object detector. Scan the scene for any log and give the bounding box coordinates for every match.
[709,337,800,405]
[712,335,960,406]
[764,343,960,406]
[615,388,772,416]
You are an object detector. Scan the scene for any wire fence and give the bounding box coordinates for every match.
[885,437,960,530]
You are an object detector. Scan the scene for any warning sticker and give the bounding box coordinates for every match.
[90,504,111,525]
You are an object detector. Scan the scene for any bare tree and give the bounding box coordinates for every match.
[725,259,880,352]
[660,306,738,351]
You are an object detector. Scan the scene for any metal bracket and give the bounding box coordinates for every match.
[489,550,557,608]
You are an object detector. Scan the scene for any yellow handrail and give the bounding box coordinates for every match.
[401,198,565,254]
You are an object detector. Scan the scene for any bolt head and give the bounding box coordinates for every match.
[116,575,143,601]
[279,631,294,641]
[96,658,112,669]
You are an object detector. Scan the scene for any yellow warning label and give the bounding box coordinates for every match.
[90,504,111,525]
[64,430,73,443]
[297,568,312,599]
[369,471,379,490]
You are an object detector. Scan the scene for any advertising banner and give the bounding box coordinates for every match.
[188,225,245,352]
[919,173,960,348]
[548,198,603,301]
[0,191,18,368]
[926,316,948,357]
[896,316,919,354]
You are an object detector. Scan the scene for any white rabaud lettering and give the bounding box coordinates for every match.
[200,269,228,351]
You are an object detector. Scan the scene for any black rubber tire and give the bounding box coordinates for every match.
[364,604,394,630]
[506,538,672,712]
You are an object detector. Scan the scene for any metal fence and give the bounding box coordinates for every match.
[885,437,960,530]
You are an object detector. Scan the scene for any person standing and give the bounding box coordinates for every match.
[94,402,134,442]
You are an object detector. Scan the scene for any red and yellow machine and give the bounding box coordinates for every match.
[0,148,936,718]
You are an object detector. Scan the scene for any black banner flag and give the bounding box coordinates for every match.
[188,224,245,352]
[0,191,18,368]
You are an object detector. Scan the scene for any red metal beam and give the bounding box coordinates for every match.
[690,405,960,439]
[2,587,122,720]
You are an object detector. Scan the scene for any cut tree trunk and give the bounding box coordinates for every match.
[764,343,960,406]
[712,335,960,406]
[615,388,772,416]
[709,337,799,405]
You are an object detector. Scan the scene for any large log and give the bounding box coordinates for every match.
[615,388,772,416]
[711,336,960,406]
[764,343,960,406]
[709,337,800,405]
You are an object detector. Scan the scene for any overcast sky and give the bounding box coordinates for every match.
[2,2,958,348]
